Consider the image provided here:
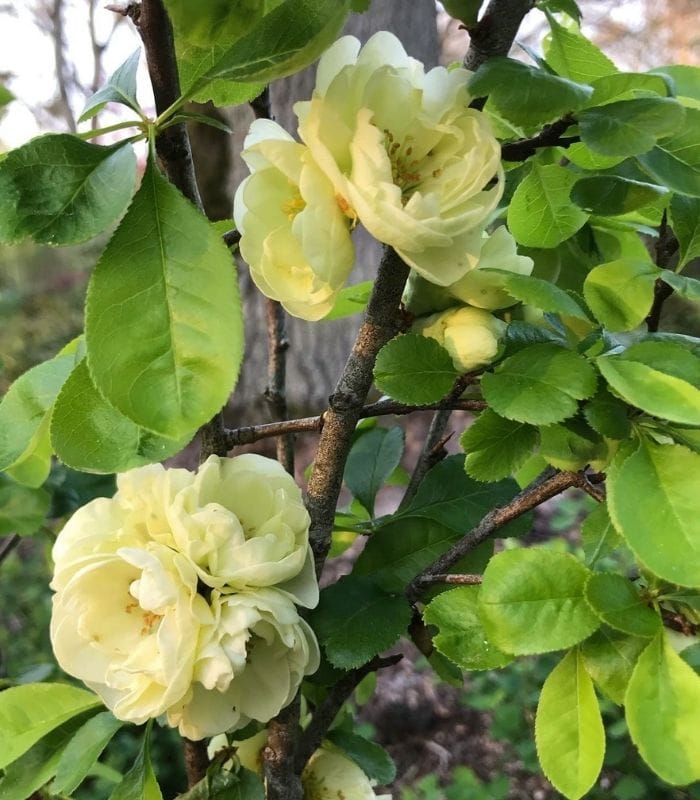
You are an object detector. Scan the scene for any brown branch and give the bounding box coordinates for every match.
[182,739,209,790]
[264,698,303,800]
[500,114,578,162]
[464,0,537,72]
[264,300,294,474]
[419,573,483,588]
[295,654,402,773]
[646,211,679,333]
[407,469,591,603]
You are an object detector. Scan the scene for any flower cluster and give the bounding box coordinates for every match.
[50,455,319,740]
[234,32,504,321]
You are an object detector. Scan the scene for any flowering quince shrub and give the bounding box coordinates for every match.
[0,1,700,800]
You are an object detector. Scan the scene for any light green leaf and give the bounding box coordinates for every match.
[424,586,513,671]
[649,65,700,103]
[373,334,458,405]
[344,426,404,515]
[669,193,700,269]
[581,503,623,568]
[596,341,700,426]
[579,97,685,157]
[80,49,141,122]
[500,272,589,319]
[177,40,264,106]
[52,712,125,795]
[323,280,373,321]
[608,440,700,587]
[0,136,137,245]
[660,270,700,300]
[0,85,14,108]
[311,576,411,670]
[581,627,647,704]
[583,258,659,331]
[51,360,189,474]
[625,632,700,785]
[0,683,102,770]
[164,0,266,48]
[86,155,243,439]
[481,343,597,425]
[326,729,396,785]
[535,649,605,800]
[585,573,661,637]
[508,163,589,248]
[109,725,162,800]
[587,72,672,106]
[461,409,539,482]
[637,108,700,197]
[544,13,617,84]
[479,548,600,655]
[0,475,50,536]
[570,176,668,216]
[468,58,592,127]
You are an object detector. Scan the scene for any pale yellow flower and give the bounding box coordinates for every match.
[415,306,507,372]
[234,118,355,321]
[296,32,503,285]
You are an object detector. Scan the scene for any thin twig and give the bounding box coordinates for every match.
[295,654,402,773]
[264,299,294,473]
[398,409,453,511]
[419,573,483,588]
[0,534,20,567]
[500,114,578,162]
[407,469,591,603]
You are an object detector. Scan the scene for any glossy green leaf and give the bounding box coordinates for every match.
[500,272,589,319]
[469,58,592,127]
[109,725,162,800]
[344,426,404,515]
[544,13,616,84]
[669,194,700,268]
[0,475,50,536]
[311,576,411,670]
[424,586,513,671]
[86,156,243,439]
[0,683,102,770]
[585,573,660,637]
[538,417,606,471]
[80,49,141,121]
[579,97,685,157]
[583,385,631,440]
[373,334,458,405]
[570,176,668,216]
[535,649,605,800]
[584,258,659,331]
[461,409,539,482]
[326,729,396,785]
[581,503,623,568]
[625,632,700,785]
[581,627,647,704]
[481,343,597,425]
[508,163,589,249]
[51,360,189,474]
[0,136,136,245]
[53,712,125,795]
[638,108,700,197]
[479,548,599,655]
[608,440,700,587]
[596,341,700,426]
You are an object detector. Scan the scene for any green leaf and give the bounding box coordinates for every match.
[177,42,264,107]
[85,155,243,439]
[500,272,589,319]
[52,712,125,795]
[51,360,189,473]
[481,343,597,425]
[660,270,700,301]
[649,65,700,102]
[571,176,668,216]
[326,729,396,785]
[535,649,605,800]
[508,163,589,248]
[344,426,404,516]
[538,416,606,471]
[583,385,631,439]
[468,58,592,127]
[581,503,623,568]
[109,725,163,800]
[164,0,266,48]
[596,341,700,425]
[579,97,685,157]
[608,440,700,587]
[79,49,141,122]
[479,548,600,655]
[538,0,582,22]
[581,627,647,704]
[424,586,513,670]
[0,683,102,770]
[177,767,264,800]
[440,0,482,25]
[0,711,99,800]
[0,475,50,536]
[625,632,700,785]
[544,13,617,84]
[323,281,373,321]
[669,195,700,269]
[587,72,672,106]
[0,85,14,108]
[584,258,659,331]
[311,576,411,670]
[0,136,137,245]
[373,334,458,405]
[637,108,700,197]
[461,409,539,482]
[585,573,660,637]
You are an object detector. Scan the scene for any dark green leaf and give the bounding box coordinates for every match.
[637,108,700,197]
[500,272,589,319]
[538,416,606,471]
[326,729,396,784]
[669,195,700,269]
[585,573,661,637]
[80,49,141,121]
[583,385,631,439]
[660,270,700,301]
[461,410,539,482]
[571,176,668,216]
[0,475,50,536]
[344,426,404,515]
[441,0,482,25]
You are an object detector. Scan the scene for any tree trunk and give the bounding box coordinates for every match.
[188,1,439,423]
